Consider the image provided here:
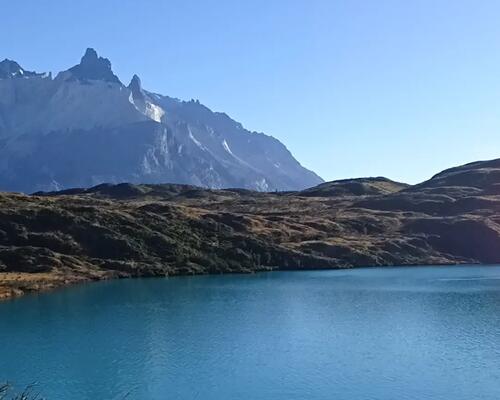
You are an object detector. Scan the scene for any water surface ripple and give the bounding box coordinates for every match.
[1,265,500,399]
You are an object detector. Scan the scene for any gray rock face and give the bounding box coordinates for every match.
[0,49,323,193]
[0,59,45,79]
[128,74,144,101]
[65,48,122,84]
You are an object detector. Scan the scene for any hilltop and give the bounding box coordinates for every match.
[0,158,498,299]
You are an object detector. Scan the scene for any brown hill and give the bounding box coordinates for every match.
[299,177,409,197]
[1,159,499,299]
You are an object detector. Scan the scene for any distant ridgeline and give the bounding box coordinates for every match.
[0,49,322,193]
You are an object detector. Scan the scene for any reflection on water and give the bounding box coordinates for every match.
[1,265,500,400]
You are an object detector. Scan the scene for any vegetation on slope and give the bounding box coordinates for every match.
[0,159,499,299]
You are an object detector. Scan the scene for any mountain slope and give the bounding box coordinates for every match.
[1,158,499,299]
[408,158,500,195]
[299,177,409,197]
[0,49,322,192]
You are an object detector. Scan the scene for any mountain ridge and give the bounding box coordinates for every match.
[0,48,322,193]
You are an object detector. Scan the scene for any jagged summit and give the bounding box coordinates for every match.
[0,48,323,192]
[128,74,144,101]
[65,48,121,84]
[82,47,98,61]
[0,58,44,79]
[0,59,23,78]
[129,74,142,90]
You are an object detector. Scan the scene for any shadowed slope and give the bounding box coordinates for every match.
[0,159,499,299]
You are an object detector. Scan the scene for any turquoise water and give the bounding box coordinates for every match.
[1,266,500,400]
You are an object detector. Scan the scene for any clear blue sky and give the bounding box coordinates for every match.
[2,0,500,183]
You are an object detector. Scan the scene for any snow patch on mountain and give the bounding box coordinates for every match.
[188,128,206,150]
[222,139,234,156]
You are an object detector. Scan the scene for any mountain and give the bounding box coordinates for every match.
[0,158,499,299]
[0,59,47,79]
[0,48,322,193]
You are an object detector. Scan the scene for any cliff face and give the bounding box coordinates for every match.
[0,49,322,193]
[0,158,499,299]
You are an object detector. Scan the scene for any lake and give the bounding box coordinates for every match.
[1,266,500,399]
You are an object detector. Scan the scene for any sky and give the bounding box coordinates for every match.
[1,0,500,184]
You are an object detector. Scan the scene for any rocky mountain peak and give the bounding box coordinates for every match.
[0,58,43,79]
[128,74,144,101]
[81,47,99,63]
[66,48,122,84]
[0,48,324,193]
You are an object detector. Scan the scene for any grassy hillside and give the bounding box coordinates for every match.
[1,159,499,299]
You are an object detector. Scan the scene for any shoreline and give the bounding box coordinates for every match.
[0,159,498,303]
[0,261,492,302]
